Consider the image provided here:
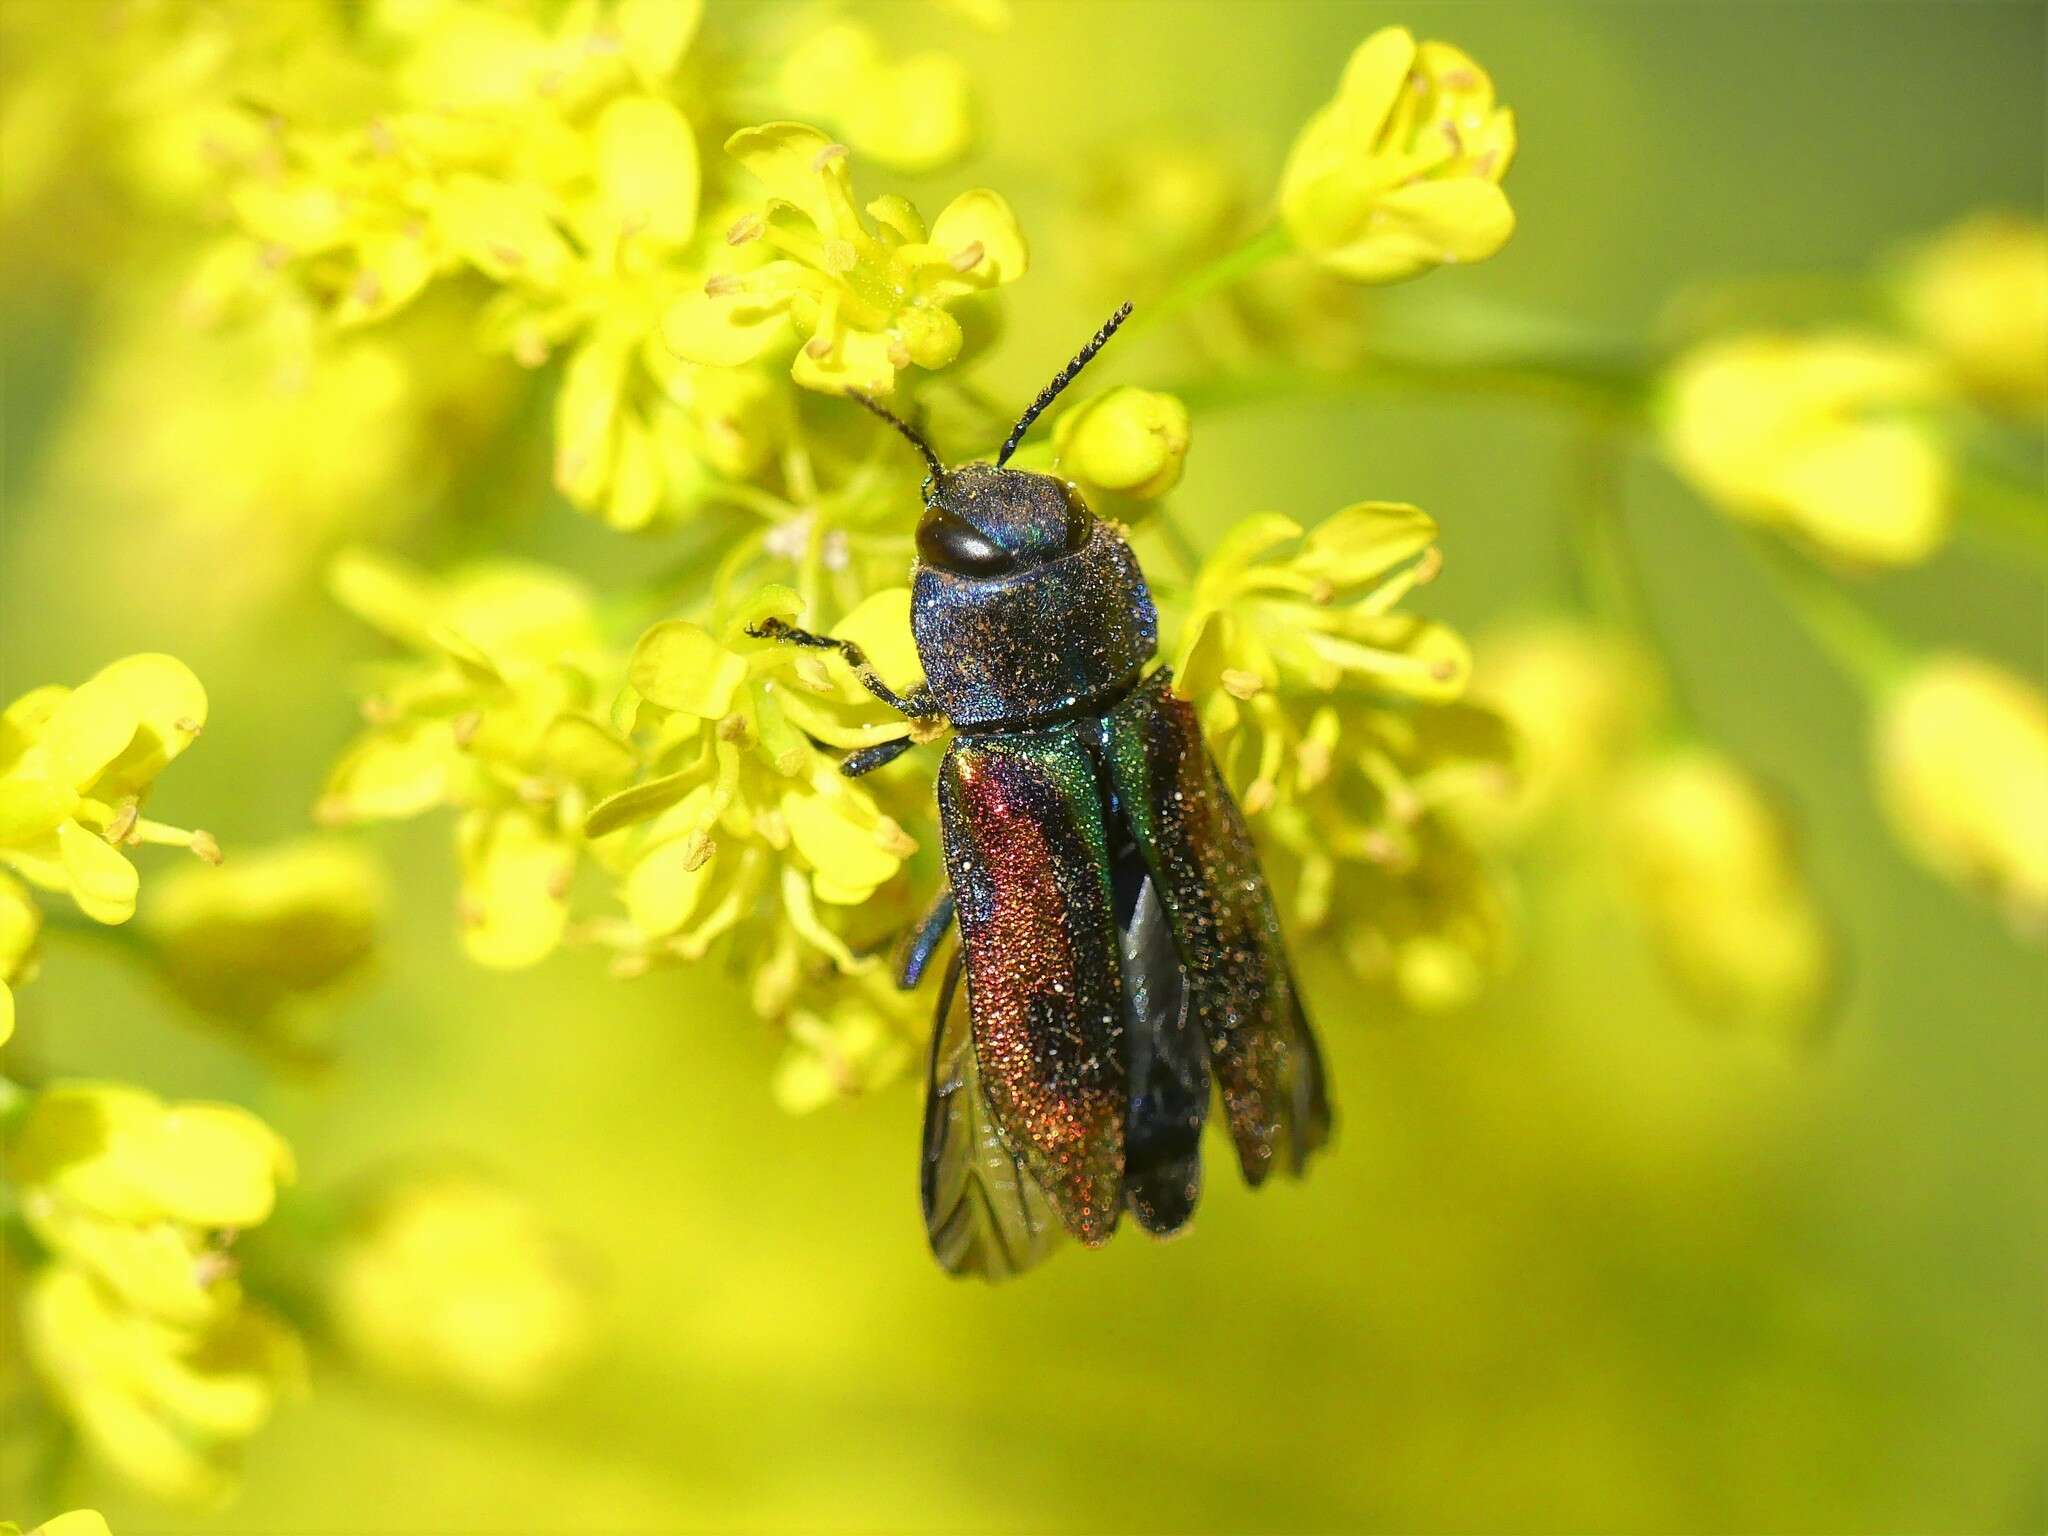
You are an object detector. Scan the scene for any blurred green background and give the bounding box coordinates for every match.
[3,2,2044,1530]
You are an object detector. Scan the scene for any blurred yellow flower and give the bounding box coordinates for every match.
[330,1172,593,1405]
[0,870,38,1046]
[1279,27,1516,283]
[1612,749,1835,1039]
[667,123,1026,395]
[772,973,920,1114]
[779,21,973,173]
[142,840,383,1041]
[5,1082,293,1327]
[1875,655,2048,935]
[5,1513,112,1536]
[1466,619,1662,839]
[1896,213,2048,414]
[23,1262,302,1508]
[1052,386,1191,506]
[320,549,634,968]
[0,655,216,926]
[1662,332,1951,566]
[1174,504,1468,732]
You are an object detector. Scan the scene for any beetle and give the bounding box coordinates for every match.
[752,304,1330,1278]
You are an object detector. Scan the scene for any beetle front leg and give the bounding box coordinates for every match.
[839,735,918,779]
[746,618,943,720]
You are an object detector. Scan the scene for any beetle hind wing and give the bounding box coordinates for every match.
[920,953,1064,1280]
[1105,672,1333,1186]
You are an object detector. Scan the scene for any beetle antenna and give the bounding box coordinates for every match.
[849,391,945,482]
[996,301,1135,467]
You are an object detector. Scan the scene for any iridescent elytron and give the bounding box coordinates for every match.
[754,305,1330,1278]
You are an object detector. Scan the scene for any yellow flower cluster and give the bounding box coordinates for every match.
[1,655,218,1039]
[1280,27,1517,283]
[4,1082,303,1505]
[329,1171,594,1405]
[1166,503,1511,1012]
[1471,619,1838,1039]
[1662,332,1951,567]
[142,840,384,1059]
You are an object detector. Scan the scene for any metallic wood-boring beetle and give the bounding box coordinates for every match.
[752,304,1331,1279]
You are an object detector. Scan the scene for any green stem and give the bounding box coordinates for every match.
[1568,430,1700,733]
[1126,222,1292,339]
[1164,348,1649,425]
[1744,534,1915,697]
[1954,462,2048,571]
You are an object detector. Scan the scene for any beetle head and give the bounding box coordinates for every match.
[916,463,1091,577]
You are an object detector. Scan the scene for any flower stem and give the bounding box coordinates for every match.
[1568,429,1700,733]
[1166,348,1648,421]
[1743,534,1914,697]
[1126,222,1292,339]
[1954,461,2048,572]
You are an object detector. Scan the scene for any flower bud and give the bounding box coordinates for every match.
[1053,387,1191,502]
[1875,655,2048,934]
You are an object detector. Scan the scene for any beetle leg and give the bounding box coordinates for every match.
[895,885,957,991]
[746,618,944,719]
[840,734,917,779]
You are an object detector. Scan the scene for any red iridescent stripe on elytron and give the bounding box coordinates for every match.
[939,737,1125,1244]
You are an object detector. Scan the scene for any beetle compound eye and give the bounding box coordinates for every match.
[917,506,1016,576]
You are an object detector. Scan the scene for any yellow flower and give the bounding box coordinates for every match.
[1279,27,1516,283]
[585,588,922,971]
[1875,655,2048,935]
[1896,213,2048,414]
[1662,332,1951,566]
[778,21,973,173]
[7,1513,113,1536]
[1052,386,1191,507]
[772,971,920,1114]
[23,1262,302,1508]
[1172,505,1469,805]
[0,655,216,926]
[4,1081,294,1327]
[142,840,383,1043]
[665,123,1026,396]
[321,549,634,968]
[1466,619,1662,839]
[329,1172,593,1405]
[0,870,38,1046]
[53,275,519,615]
[1611,749,1835,1038]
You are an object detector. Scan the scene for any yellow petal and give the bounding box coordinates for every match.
[629,621,748,717]
[624,828,714,936]
[782,789,899,900]
[319,724,459,823]
[439,174,571,286]
[724,121,846,232]
[458,812,572,969]
[57,821,138,924]
[662,284,794,367]
[616,0,702,86]
[78,654,208,800]
[832,587,924,695]
[790,326,898,395]
[929,188,1028,284]
[130,1102,293,1227]
[0,772,76,845]
[595,94,699,248]
[1297,501,1440,586]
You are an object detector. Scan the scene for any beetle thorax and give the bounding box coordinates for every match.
[910,466,1158,731]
